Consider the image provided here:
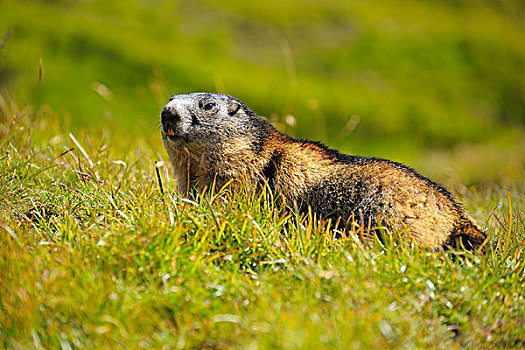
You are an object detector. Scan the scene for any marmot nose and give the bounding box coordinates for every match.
[161,106,181,123]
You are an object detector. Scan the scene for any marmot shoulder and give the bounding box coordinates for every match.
[161,92,486,250]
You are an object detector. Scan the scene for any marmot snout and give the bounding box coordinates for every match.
[161,93,486,250]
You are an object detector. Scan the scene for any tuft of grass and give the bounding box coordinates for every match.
[1,95,524,348]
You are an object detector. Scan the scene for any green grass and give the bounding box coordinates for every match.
[1,95,524,348]
[1,0,525,347]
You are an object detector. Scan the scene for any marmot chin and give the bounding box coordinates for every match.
[161,93,486,250]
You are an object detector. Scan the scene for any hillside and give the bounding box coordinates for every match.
[1,0,524,183]
[1,1,525,348]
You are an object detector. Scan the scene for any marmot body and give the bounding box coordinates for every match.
[161,93,486,250]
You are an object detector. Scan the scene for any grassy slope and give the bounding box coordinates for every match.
[1,0,525,348]
[1,96,524,348]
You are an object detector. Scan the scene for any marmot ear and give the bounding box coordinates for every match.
[228,101,241,116]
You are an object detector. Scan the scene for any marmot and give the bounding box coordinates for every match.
[161,93,486,250]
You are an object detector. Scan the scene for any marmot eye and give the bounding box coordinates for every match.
[203,102,216,111]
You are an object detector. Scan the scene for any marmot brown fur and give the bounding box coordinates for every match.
[161,93,486,250]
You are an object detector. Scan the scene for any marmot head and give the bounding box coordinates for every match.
[161,93,275,191]
[161,93,268,149]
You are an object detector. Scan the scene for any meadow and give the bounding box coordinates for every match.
[1,0,525,348]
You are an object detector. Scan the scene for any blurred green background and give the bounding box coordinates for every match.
[1,0,524,184]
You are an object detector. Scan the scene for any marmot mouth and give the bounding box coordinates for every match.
[163,128,188,143]
[162,126,178,139]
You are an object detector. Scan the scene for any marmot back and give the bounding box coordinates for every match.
[161,93,486,250]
